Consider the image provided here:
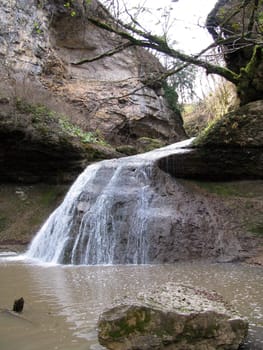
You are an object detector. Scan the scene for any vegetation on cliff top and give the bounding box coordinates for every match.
[193,100,263,147]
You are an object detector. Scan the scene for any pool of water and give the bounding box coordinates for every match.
[0,257,262,350]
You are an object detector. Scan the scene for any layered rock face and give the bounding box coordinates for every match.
[0,0,185,149]
[98,283,248,350]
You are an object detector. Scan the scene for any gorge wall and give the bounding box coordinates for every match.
[0,0,186,184]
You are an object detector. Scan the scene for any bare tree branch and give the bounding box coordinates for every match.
[86,16,239,84]
[68,0,263,104]
[71,41,134,65]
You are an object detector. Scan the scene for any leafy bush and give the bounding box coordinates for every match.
[58,118,104,144]
[163,82,181,114]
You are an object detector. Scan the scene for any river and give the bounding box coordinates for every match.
[0,257,262,350]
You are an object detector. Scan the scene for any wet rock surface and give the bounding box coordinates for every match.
[98,283,248,350]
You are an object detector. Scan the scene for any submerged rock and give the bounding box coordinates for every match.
[12,297,24,313]
[98,283,248,350]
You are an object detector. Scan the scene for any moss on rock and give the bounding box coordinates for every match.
[0,98,120,183]
[137,137,165,153]
[98,283,248,350]
[194,100,263,148]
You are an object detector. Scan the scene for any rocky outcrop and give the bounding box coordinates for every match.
[159,100,263,180]
[0,0,186,160]
[98,283,248,350]
[0,98,119,183]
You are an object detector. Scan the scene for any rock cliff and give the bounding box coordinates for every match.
[0,0,186,183]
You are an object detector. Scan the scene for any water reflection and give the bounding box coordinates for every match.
[0,260,262,349]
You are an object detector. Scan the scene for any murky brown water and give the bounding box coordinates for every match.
[0,257,262,350]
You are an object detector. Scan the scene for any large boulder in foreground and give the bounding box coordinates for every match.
[98,283,248,350]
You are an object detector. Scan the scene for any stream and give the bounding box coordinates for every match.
[0,257,262,350]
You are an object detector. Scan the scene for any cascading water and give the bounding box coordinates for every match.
[26,139,195,265]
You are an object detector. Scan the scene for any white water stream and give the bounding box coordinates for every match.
[25,139,192,264]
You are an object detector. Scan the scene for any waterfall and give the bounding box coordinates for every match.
[26,139,193,265]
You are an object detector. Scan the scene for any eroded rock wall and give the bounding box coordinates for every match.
[0,0,186,149]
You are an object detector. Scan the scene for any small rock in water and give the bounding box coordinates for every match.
[98,283,248,350]
[13,297,24,313]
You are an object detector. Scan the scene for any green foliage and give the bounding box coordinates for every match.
[249,223,263,237]
[137,137,165,152]
[184,80,237,138]
[64,1,77,17]
[58,118,104,144]
[15,99,106,145]
[166,61,197,103]
[218,7,227,20]
[115,145,137,155]
[0,216,7,232]
[193,181,261,198]
[33,21,42,35]
[15,99,55,122]
[231,22,240,31]
[40,188,60,206]
[107,309,151,340]
[163,81,181,114]
[0,184,67,243]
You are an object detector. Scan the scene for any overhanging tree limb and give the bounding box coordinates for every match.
[85,16,239,84]
[71,41,134,65]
